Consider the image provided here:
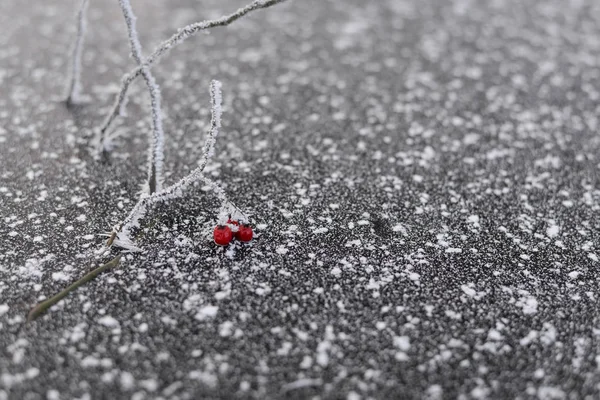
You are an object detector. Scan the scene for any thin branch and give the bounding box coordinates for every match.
[65,0,90,105]
[113,80,236,250]
[117,0,165,194]
[27,255,122,323]
[198,80,222,173]
[97,0,286,141]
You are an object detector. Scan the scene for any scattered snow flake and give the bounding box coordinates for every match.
[392,224,407,235]
[316,344,330,366]
[0,304,9,316]
[47,390,60,400]
[98,316,120,328]
[445,247,462,254]
[518,295,538,315]
[81,356,112,368]
[467,215,480,226]
[239,381,251,392]
[425,385,443,400]
[537,386,565,399]
[546,223,559,238]
[461,284,485,300]
[276,341,293,356]
[393,335,410,351]
[276,246,288,255]
[189,370,217,388]
[345,239,361,247]
[215,290,230,301]
[445,310,461,320]
[568,271,581,280]
[160,316,177,326]
[520,330,539,346]
[313,227,328,234]
[534,369,545,379]
[347,391,361,400]
[282,378,322,392]
[51,272,69,282]
[447,338,464,348]
[219,321,234,337]
[588,253,598,262]
[330,267,342,277]
[487,329,504,341]
[299,356,313,369]
[195,305,219,321]
[120,371,135,390]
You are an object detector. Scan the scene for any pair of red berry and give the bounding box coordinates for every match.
[213,219,253,246]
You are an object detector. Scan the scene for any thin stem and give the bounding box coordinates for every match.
[116,81,228,245]
[117,0,165,193]
[65,0,90,104]
[26,255,122,323]
[97,0,286,140]
[106,230,117,246]
[197,80,222,173]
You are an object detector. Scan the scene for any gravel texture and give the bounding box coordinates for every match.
[1,0,600,399]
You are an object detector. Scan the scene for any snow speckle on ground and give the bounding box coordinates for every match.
[1,0,600,398]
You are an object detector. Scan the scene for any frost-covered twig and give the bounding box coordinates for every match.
[112,80,239,251]
[65,0,90,104]
[198,80,222,173]
[97,0,286,141]
[27,255,122,322]
[117,0,165,194]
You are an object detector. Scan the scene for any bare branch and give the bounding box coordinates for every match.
[114,80,239,250]
[65,0,90,104]
[117,0,165,194]
[97,0,286,140]
[27,255,122,323]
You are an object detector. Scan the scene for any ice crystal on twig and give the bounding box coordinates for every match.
[97,0,287,143]
[117,0,165,194]
[65,0,89,105]
[113,80,243,251]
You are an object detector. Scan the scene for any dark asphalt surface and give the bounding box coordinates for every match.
[1,0,600,398]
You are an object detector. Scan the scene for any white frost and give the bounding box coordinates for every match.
[195,305,219,321]
[98,316,120,328]
[0,304,9,316]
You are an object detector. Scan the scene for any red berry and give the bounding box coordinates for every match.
[213,225,233,246]
[236,223,253,242]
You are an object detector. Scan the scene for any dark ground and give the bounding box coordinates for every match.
[1,0,600,399]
